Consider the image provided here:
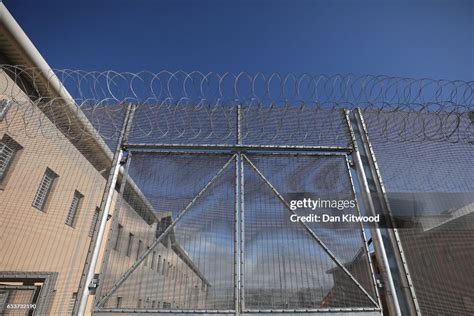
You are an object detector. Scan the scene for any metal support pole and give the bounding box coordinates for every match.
[92,152,133,308]
[345,109,403,316]
[235,103,246,313]
[344,155,382,309]
[239,154,245,313]
[234,154,241,314]
[354,108,420,315]
[77,104,136,316]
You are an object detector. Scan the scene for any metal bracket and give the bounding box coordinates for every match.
[88,274,100,294]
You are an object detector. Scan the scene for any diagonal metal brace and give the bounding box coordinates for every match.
[96,154,236,307]
[242,154,379,308]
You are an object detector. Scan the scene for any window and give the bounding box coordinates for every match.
[151,300,156,308]
[157,255,162,273]
[32,168,58,211]
[89,207,100,237]
[137,299,142,308]
[162,259,166,275]
[151,251,156,270]
[137,239,142,260]
[144,246,150,266]
[126,233,134,257]
[65,190,83,227]
[114,224,123,251]
[116,297,122,308]
[163,302,171,308]
[0,134,22,183]
[0,99,12,121]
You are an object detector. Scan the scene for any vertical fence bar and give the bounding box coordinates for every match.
[92,151,133,308]
[73,152,132,314]
[76,104,136,316]
[354,108,420,315]
[235,103,244,314]
[234,155,240,314]
[239,152,245,313]
[344,155,382,309]
[345,109,402,316]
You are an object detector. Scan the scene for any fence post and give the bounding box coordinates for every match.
[353,108,420,315]
[76,104,136,316]
[345,109,402,316]
[345,108,420,316]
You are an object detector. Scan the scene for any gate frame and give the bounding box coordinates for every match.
[83,106,384,315]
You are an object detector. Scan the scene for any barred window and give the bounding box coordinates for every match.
[0,134,22,182]
[32,168,58,211]
[65,190,83,227]
[0,99,12,121]
[114,224,123,251]
[89,207,100,237]
[137,239,143,260]
[151,251,156,270]
[157,255,162,273]
[144,246,150,266]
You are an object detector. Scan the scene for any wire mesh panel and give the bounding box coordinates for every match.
[96,153,236,311]
[362,110,474,315]
[241,106,350,147]
[242,154,377,311]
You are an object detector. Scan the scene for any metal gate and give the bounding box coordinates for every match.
[89,103,381,315]
[2,67,472,315]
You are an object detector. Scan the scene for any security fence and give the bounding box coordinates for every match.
[0,66,473,315]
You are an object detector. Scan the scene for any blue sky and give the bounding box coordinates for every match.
[6,0,474,81]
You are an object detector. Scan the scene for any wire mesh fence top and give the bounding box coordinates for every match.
[1,65,473,144]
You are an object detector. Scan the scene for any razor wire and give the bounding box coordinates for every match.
[0,65,473,144]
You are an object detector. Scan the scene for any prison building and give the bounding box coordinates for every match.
[0,4,206,315]
[397,203,474,315]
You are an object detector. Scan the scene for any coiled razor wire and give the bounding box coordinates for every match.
[0,65,473,144]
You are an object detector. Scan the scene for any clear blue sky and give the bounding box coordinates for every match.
[5,0,474,81]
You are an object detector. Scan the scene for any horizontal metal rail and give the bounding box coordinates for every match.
[93,307,381,314]
[129,148,349,157]
[126,143,352,153]
[243,307,382,313]
[94,309,236,314]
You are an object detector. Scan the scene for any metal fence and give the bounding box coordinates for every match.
[0,66,473,315]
